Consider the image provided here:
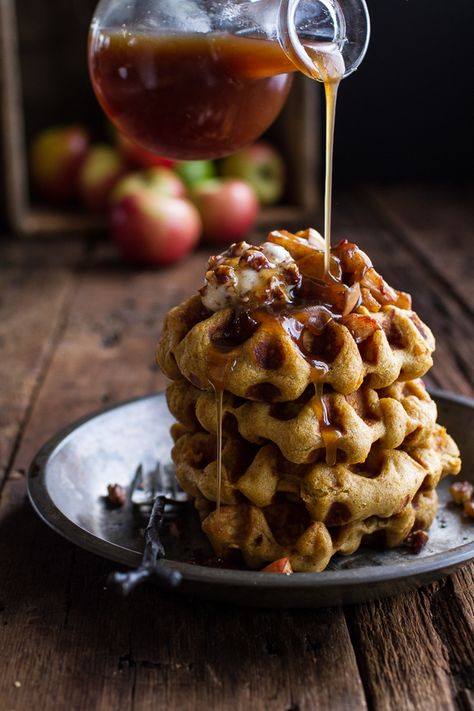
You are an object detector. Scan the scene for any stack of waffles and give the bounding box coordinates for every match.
[157,230,461,572]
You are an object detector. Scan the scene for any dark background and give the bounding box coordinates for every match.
[334,0,474,184]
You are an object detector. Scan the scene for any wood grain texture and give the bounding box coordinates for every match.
[129,600,366,711]
[366,185,474,314]
[0,187,473,711]
[346,589,456,711]
[0,241,84,482]
[13,247,207,473]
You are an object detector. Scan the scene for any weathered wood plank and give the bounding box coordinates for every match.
[429,570,474,707]
[0,241,84,482]
[346,591,456,711]
[367,185,474,313]
[130,601,366,711]
[1,186,472,711]
[0,480,135,711]
[12,246,208,473]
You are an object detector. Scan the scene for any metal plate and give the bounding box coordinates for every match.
[27,390,474,608]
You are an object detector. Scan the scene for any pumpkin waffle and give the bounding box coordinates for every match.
[196,489,439,572]
[171,424,460,527]
[157,296,434,401]
[156,232,435,401]
[167,377,438,465]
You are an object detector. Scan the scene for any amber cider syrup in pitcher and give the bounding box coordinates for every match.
[89,32,296,160]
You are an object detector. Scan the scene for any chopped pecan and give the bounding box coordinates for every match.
[214,264,233,284]
[404,530,429,554]
[239,250,271,271]
[463,500,474,519]
[450,481,473,505]
[284,263,302,285]
[107,483,126,507]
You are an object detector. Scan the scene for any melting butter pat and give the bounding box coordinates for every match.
[200,241,301,311]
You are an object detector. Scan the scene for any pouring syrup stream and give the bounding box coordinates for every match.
[323,78,340,273]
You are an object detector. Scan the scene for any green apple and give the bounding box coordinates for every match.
[111,167,187,204]
[220,142,285,206]
[175,160,216,190]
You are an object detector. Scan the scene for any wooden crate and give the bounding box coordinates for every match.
[0,0,320,237]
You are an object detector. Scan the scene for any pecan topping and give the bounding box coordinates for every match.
[214,264,233,284]
[404,530,429,554]
[463,500,474,519]
[239,250,271,271]
[449,481,473,505]
[107,483,126,507]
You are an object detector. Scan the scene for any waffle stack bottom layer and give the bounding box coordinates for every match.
[169,379,461,572]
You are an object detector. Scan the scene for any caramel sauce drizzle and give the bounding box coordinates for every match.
[311,381,341,466]
[302,45,343,272]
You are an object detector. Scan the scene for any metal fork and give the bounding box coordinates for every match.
[107,461,187,595]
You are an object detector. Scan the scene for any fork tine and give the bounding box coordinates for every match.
[128,463,144,502]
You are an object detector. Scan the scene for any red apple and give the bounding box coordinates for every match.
[220,142,285,206]
[77,144,128,212]
[111,167,187,204]
[192,178,259,243]
[110,191,201,265]
[30,124,89,203]
[116,131,177,169]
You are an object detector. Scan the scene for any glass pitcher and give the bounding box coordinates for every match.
[89,0,370,160]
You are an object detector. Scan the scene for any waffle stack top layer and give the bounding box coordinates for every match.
[156,229,461,572]
[157,232,436,401]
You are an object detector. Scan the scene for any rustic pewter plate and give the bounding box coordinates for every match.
[27,390,474,608]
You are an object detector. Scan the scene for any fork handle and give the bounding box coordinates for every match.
[107,563,182,596]
[107,495,182,595]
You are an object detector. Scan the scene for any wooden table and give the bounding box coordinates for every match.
[1,185,473,711]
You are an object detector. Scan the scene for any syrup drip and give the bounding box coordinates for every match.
[215,387,224,516]
[311,380,341,466]
[208,344,237,519]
